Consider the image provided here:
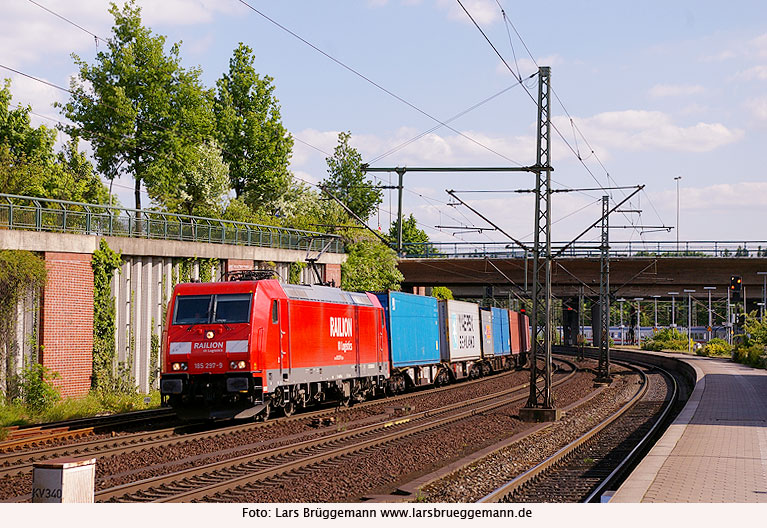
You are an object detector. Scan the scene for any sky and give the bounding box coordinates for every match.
[2,0,767,250]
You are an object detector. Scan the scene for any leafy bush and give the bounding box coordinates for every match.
[732,344,767,369]
[730,313,767,370]
[699,338,733,358]
[17,363,60,413]
[641,328,692,352]
[430,286,454,300]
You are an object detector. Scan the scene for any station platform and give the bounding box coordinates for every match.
[611,352,767,502]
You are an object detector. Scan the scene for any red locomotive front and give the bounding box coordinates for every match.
[160,278,389,420]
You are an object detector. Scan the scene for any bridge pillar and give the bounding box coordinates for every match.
[40,252,93,397]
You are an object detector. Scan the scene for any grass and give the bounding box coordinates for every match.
[0,390,161,430]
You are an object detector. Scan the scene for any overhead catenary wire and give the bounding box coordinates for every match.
[19,2,619,250]
[237,0,522,166]
[26,0,106,44]
[494,0,667,232]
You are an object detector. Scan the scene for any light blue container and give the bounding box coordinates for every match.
[492,307,511,356]
[375,292,441,367]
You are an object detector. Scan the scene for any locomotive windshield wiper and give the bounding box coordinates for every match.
[186,321,207,331]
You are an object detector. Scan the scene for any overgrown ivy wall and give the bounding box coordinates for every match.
[0,251,46,399]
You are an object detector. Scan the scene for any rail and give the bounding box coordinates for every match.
[0,193,344,254]
[400,240,767,259]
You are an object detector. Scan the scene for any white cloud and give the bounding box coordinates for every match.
[746,96,767,121]
[750,33,767,58]
[137,0,243,25]
[733,65,767,81]
[293,126,536,170]
[654,182,767,212]
[649,84,705,97]
[0,1,242,69]
[700,50,737,62]
[557,110,743,154]
[435,0,499,25]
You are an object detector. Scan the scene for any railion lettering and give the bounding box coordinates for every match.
[329,317,353,338]
[193,341,224,351]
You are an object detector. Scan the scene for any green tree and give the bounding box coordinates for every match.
[0,81,112,205]
[59,0,214,210]
[340,233,403,292]
[431,286,454,300]
[0,79,56,163]
[214,43,293,212]
[388,213,438,256]
[322,131,382,222]
[148,141,229,217]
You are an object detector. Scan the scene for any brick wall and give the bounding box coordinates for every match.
[40,252,93,397]
[325,263,342,288]
[226,259,254,274]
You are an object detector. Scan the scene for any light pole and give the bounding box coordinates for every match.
[758,272,767,322]
[704,286,716,340]
[684,289,696,353]
[727,285,732,345]
[674,176,682,253]
[652,295,660,329]
[634,297,644,347]
[668,292,679,327]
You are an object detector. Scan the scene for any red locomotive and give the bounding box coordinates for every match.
[160,274,389,420]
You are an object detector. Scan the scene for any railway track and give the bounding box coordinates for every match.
[0,366,535,480]
[2,362,572,501]
[95,359,579,502]
[478,360,680,503]
[0,408,176,453]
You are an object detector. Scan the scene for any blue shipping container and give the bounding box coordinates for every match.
[375,292,441,367]
[492,307,511,356]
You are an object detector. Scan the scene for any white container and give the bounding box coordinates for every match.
[438,299,482,362]
[32,457,96,503]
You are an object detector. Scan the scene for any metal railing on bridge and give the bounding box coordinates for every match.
[0,193,344,254]
[401,241,767,259]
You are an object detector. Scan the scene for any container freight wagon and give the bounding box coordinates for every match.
[438,299,483,380]
[161,279,389,420]
[375,291,447,389]
[488,307,513,371]
[512,311,531,365]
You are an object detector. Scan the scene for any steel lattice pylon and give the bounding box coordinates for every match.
[525,66,555,412]
[596,195,612,381]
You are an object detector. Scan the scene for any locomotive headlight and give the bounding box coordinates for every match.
[237,360,247,369]
[206,330,215,339]
[172,362,181,371]
[229,361,237,369]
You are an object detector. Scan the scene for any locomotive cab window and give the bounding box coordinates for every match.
[173,293,252,325]
[213,294,252,323]
[173,295,212,325]
[271,300,279,323]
